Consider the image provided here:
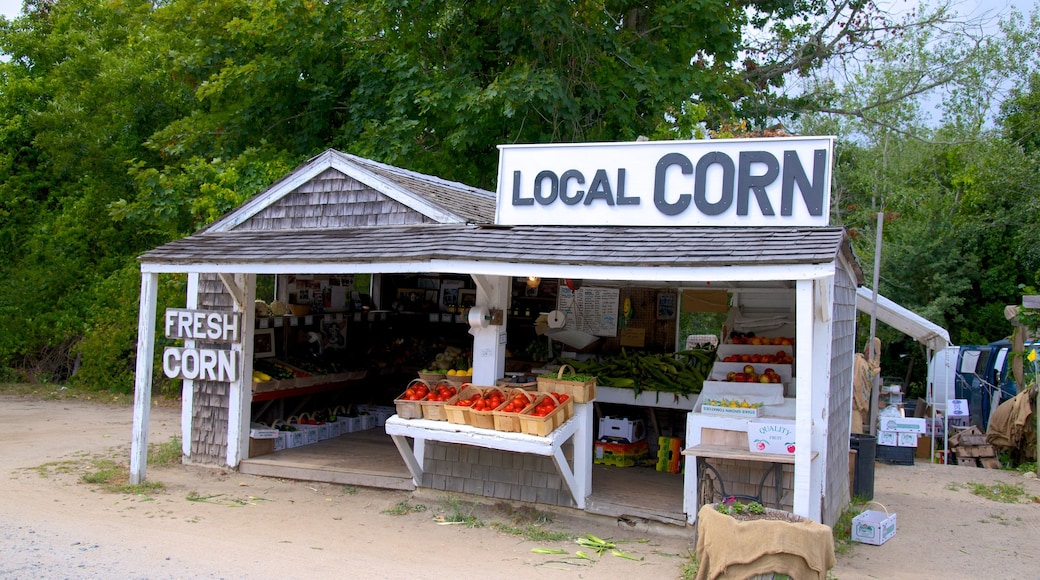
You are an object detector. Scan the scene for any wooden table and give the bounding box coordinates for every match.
[384,403,593,508]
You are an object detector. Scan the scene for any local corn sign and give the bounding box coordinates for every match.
[495,136,833,227]
[162,308,240,382]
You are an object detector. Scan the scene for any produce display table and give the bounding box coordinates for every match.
[682,406,816,524]
[250,371,366,421]
[384,403,593,508]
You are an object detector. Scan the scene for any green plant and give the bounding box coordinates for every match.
[832,498,867,555]
[381,500,427,515]
[968,481,1025,503]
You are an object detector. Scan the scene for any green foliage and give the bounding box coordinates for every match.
[0,0,1037,392]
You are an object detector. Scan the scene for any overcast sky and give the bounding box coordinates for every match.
[1,0,1034,29]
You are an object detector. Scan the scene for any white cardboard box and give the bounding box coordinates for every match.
[747,418,797,455]
[897,432,918,447]
[852,509,897,545]
[598,416,646,443]
[878,416,926,434]
[876,430,898,447]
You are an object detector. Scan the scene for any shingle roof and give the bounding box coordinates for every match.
[339,153,496,224]
[140,224,858,280]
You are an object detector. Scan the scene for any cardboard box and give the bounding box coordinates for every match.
[248,427,279,439]
[897,432,918,447]
[249,437,275,457]
[878,416,926,434]
[747,419,796,455]
[876,430,898,447]
[598,416,646,443]
[701,403,764,418]
[915,436,934,459]
[594,440,649,467]
[851,509,897,545]
[274,432,286,452]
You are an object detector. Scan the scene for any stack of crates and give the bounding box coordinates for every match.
[594,439,650,467]
[656,436,683,473]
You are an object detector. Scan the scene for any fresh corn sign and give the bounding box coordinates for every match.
[162,309,240,382]
[496,136,833,227]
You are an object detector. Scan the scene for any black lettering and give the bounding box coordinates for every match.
[694,152,734,216]
[616,169,638,205]
[559,170,584,205]
[584,169,615,206]
[511,170,533,206]
[533,170,559,205]
[737,151,778,216]
[654,153,692,216]
[781,149,827,216]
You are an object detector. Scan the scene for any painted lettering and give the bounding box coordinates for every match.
[559,169,584,205]
[162,347,238,382]
[164,309,240,342]
[511,170,533,206]
[781,149,826,216]
[693,152,734,216]
[737,151,778,216]
[654,152,692,216]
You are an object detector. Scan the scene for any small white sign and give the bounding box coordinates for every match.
[949,399,969,417]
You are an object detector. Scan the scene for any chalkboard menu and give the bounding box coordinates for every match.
[557,286,619,337]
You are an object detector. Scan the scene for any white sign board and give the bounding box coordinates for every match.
[496,136,834,227]
[557,286,619,337]
[948,398,969,417]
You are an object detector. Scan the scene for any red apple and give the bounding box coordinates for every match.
[759,374,772,383]
[743,364,755,375]
[726,371,736,381]
[786,444,795,453]
[734,373,747,382]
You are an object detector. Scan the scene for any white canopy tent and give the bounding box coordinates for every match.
[855,287,951,352]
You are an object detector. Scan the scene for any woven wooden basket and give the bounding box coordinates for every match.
[394,378,431,420]
[536,364,596,403]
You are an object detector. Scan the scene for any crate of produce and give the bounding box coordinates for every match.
[595,439,650,467]
[492,390,536,432]
[700,399,765,418]
[442,384,484,425]
[467,388,507,430]
[518,393,573,437]
[394,379,432,420]
[537,364,596,403]
[420,382,458,421]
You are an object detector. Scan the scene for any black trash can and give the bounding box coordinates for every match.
[850,434,876,501]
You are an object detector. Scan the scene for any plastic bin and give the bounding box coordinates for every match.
[850,434,876,500]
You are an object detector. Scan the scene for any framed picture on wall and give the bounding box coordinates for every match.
[657,293,676,320]
[254,328,276,358]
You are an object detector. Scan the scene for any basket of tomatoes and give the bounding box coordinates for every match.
[394,379,432,419]
[466,387,507,429]
[443,384,483,425]
[419,381,459,421]
[518,392,573,437]
[492,389,536,433]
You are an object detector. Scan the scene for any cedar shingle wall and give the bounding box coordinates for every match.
[823,264,857,525]
[237,169,434,231]
[190,274,233,464]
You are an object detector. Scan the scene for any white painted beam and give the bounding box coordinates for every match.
[130,272,159,484]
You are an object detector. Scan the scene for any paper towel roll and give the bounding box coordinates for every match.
[467,306,490,330]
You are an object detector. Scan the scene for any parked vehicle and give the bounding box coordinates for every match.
[929,341,1040,431]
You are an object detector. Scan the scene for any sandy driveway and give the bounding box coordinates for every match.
[2,394,1039,579]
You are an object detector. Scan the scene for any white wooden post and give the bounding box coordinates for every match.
[470,274,509,384]
[225,273,256,468]
[130,272,159,484]
[792,279,815,518]
[182,273,199,458]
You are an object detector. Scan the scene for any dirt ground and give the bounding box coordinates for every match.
[2,394,1040,579]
